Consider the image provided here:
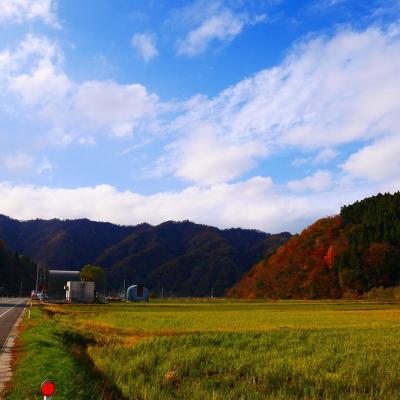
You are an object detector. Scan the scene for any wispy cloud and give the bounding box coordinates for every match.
[0,0,59,27]
[2,152,35,172]
[162,25,400,185]
[311,0,348,10]
[173,0,266,56]
[131,32,158,62]
[177,9,246,56]
[35,156,53,174]
[1,152,53,175]
[313,148,338,164]
[287,170,333,192]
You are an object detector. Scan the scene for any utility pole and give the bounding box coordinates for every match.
[211,287,213,299]
[123,279,126,301]
[35,263,39,295]
[19,280,23,297]
[161,286,164,300]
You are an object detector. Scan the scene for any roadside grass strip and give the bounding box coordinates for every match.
[5,306,122,400]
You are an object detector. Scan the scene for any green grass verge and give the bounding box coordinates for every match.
[5,306,121,400]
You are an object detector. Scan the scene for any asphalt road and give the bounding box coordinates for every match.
[0,298,27,350]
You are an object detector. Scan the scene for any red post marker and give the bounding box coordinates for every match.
[41,379,56,399]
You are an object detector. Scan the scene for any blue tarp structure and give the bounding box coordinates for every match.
[126,284,149,302]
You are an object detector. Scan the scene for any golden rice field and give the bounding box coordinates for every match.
[6,300,400,399]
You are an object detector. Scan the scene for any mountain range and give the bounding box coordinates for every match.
[0,215,291,296]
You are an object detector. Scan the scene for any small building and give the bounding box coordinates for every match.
[66,281,95,303]
[48,270,80,299]
[126,285,149,302]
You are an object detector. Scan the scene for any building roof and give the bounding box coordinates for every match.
[127,284,146,289]
[49,270,80,275]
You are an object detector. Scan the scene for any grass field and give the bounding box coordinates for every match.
[6,300,400,399]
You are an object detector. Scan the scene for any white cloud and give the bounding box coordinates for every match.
[287,170,333,192]
[0,177,382,233]
[177,9,246,56]
[9,63,71,106]
[74,81,158,138]
[173,0,266,56]
[35,156,53,174]
[0,34,161,143]
[292,148,337,167]
[11,26,399,186]
[0,0,59,26]
[292,157,310,167]
[1,152,52,175]
[187,29,400,148]
[173,125,268,185]
[342,135,400,182]
[3,34,70,107]
[2,152,34,172]
[167,25,400,184]
[313,148,338,164]
[0,34,63,75]
[131,33,158,61]
[0,51,13,76]
[311,0,348,10]
[78,136,96,146]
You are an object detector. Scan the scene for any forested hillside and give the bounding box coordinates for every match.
[0,240,37,296]
[0,216,290,296]
[0,215,140,267]
[229,192,400,299]
[99,221,291,296]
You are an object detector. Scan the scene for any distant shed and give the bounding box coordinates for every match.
[126,285,149,302]
[48,270,80,299]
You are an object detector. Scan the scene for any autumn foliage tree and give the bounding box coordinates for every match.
[229,192,400,299]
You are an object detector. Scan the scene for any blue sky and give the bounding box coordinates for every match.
[0,0,399,232]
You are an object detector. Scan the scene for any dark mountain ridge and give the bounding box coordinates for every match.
[0,215,291,296]
[0,214,141,267]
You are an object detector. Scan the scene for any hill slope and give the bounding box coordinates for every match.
[98,221,291,296]
[0,215,141,267]
[0,239,37,296]
[228,192,400,299]
[0,215,290,296]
